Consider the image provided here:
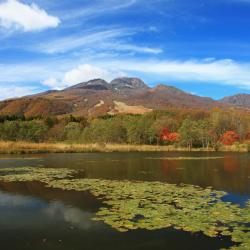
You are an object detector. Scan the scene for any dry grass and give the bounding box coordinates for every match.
[0,141,248,154]
[219,143,249,152]
[108,101,152,115]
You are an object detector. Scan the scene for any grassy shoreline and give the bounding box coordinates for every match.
[0,141,248,154]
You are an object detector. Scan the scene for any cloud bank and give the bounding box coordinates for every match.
[103,58,250,89]
[42,64,125,89]
[0,85,38,100]
[40,59,250,90]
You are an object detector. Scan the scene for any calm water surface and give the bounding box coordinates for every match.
[0,152,249,250]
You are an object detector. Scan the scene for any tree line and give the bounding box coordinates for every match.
[0,108,249,148]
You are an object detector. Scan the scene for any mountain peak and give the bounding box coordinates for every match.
[67,79,110,90]
[110,77,149,90]
[66,77,150,91]
[1,77,249,117]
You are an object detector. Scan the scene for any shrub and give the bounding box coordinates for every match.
[220,131,240,145]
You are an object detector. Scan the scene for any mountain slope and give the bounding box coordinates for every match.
[220,94,250,109]
[0,77,231,117]
[110,77,149,90]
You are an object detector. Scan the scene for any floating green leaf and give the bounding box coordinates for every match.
[0,167,77,183]
[0,167,249,250]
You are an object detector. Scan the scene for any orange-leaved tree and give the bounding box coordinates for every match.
[167,132,180,142]
[161,128,180,143]
[220,131,240,145]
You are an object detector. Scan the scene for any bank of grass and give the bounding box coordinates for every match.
[0,141,248,154]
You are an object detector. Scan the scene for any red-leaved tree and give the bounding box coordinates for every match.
[220,131,240,145]
[161,128,170,141]
[161,128,180,143]
[167,132,180,142]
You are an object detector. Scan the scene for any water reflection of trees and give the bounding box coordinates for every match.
[158,157,249,195]
[223,157,238,174]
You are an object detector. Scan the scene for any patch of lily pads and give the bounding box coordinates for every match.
[0,167,77,183]
[0,167,249,250]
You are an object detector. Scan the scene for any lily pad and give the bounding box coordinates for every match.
[0,166,249,250]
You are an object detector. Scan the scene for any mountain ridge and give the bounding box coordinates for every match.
[0,77,249,117]
[220,93,250,109]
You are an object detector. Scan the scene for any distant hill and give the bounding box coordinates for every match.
[220,94,250,109]
[0,77,247,117]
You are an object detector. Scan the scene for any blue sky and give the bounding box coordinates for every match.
[1,0,250,100]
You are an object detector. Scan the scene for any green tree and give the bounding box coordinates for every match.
[125,114,155,144]
[195,119,213,148]
[64,122,83,142]
[178,118,197,149]
[82,118,126,144]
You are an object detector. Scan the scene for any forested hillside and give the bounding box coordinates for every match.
[0,108,249,149]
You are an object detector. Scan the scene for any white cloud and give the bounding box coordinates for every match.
[38,29,133,54]
[0,0,60,32]
[42,64,125,89]
[42,77,59,88]
[101,42,163,54]
[0,62,65,83]
[41,59,250,90]
[103,58,250,89]
[37,28,161,55]
[63,64,120,84]
[63,0,138,20]
[0,85,38,100]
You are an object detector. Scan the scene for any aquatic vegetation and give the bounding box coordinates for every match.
[147,156,225,160]
[0,157,41,160]
[0,167,77,183]
[0,167,249,249]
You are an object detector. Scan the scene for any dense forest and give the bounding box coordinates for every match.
[0,108,249,149]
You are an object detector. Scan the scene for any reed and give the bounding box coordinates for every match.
[0,141,248,154]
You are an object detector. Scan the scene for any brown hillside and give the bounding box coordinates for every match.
[0,77,236,117]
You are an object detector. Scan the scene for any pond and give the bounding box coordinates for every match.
[0,152,249,250]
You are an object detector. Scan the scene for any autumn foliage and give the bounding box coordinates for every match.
[220,131,240,145]
[0,109,249,149]
[161,128,180,142]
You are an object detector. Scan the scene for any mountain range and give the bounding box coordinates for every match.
[0,77,249,117]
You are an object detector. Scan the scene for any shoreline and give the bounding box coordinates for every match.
[0,141,248,154]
